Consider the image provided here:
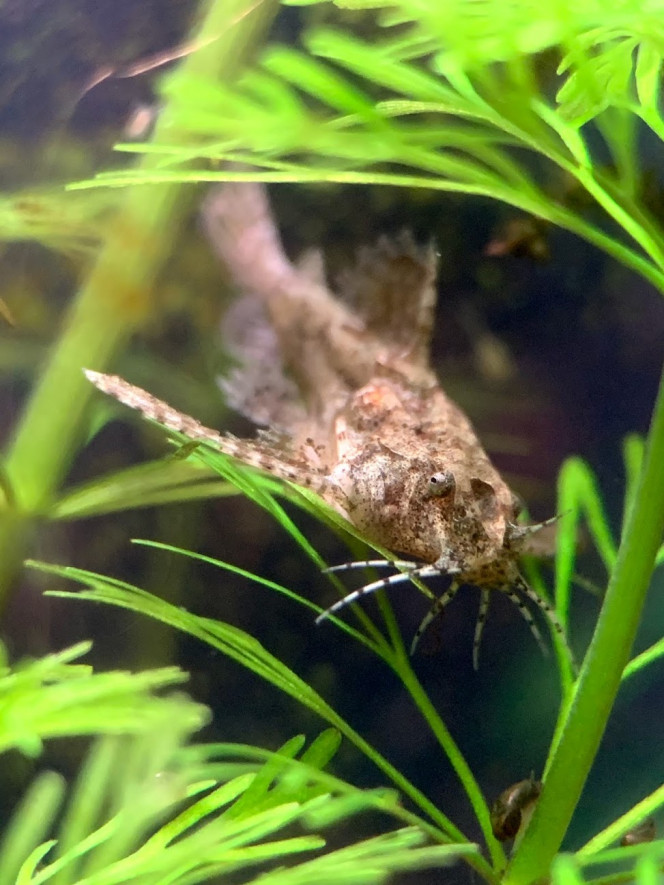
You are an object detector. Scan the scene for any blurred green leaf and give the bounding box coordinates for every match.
[0,641,205,757]
[555,456,618,629]
[29,558,483,857]
[70,2,664,294]
[2,717,458,885]
[51,459,237,520]
[635,40,663,111]
[0,189,115,255]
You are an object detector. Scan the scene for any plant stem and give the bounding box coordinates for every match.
[377,595,506,872]
[398,655,506,871]
[504,361,664,884]
[0,0,279,613]
[576,782,664,857]
[75,165,664,295]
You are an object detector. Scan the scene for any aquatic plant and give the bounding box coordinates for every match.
[1,1,664,883]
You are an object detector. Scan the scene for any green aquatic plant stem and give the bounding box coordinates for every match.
[505,362,664,885]
[77,166,664,295]
[0,0,279,612]
[577,783,664,858]
[376,595,506,871]
[397,659,505,871]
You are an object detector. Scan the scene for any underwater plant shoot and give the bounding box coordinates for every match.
[3,3,663,885]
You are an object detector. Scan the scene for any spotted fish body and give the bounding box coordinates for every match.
[87,183,564,665]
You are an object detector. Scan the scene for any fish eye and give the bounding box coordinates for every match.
[428,471,455,497]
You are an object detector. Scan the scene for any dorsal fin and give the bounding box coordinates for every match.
[338,233,438,368]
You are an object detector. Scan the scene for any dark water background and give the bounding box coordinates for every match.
[1,2,663,882]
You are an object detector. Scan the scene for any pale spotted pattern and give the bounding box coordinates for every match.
[86,183,570,668]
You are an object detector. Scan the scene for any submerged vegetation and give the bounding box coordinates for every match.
[0,0,663,883]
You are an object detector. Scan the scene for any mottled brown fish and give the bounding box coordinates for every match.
[87,183,566,667]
